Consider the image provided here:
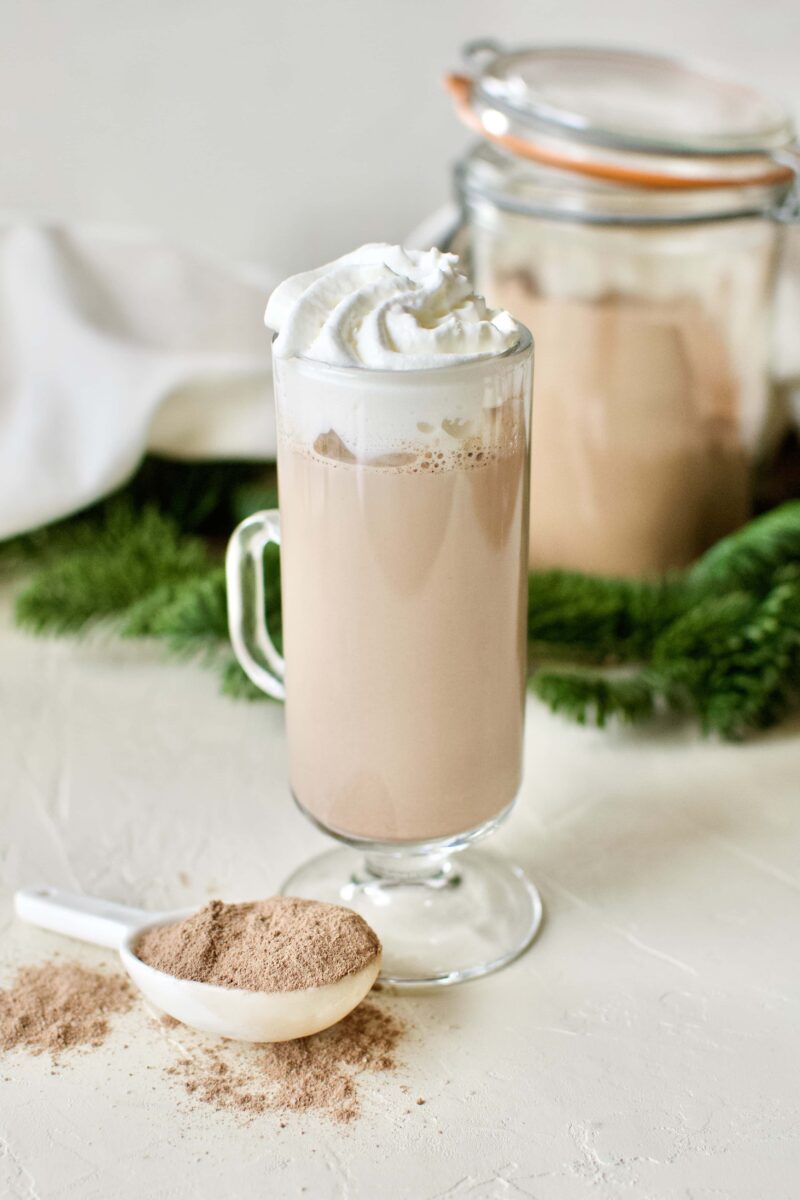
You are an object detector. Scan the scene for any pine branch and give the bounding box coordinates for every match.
[531,670,658,728]
[528,570,685,663]
[122,569,229,648]
[688,500,800,597]
[652,566,800,740]
[15,502,210,634]
[123,547,282,649]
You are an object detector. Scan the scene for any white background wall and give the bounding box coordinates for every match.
[1,0,798,276]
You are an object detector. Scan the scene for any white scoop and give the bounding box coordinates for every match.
[14,887,381,1042]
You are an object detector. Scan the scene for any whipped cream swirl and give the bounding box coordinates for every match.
[265,243,519,369]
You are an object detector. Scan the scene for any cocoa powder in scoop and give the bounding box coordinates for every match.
[134,897,381,991]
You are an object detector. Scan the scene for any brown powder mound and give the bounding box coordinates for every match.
[134,896,381,993]
[0,962,134,1059]
[167,1000,404,1124]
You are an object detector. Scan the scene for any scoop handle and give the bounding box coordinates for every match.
[14,886,156,949]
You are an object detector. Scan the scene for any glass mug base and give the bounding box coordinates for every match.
[280,805,544,986]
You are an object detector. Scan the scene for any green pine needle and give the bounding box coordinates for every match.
[124,546,282,652]
[122,569,229,650]
[121,581,203,638]
[532,670,658,728]
[653,566,800,740]
[15,502,209,634]
[528,570,686,663]
[688,500,800,597]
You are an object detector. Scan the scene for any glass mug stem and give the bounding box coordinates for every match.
[362,848,454,883]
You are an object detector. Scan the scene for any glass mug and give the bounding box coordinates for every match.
[226,329,542,985]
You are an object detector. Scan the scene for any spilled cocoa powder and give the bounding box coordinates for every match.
[0,962,134,1059]
[135,897,381,991]
[0,958,407,1125]
[165,1000,404,1124]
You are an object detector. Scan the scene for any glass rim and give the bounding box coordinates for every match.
[271,322,533,380]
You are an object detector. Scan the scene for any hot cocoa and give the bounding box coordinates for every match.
[278,417,528,842]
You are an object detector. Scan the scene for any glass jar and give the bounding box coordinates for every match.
[448,44,799,575]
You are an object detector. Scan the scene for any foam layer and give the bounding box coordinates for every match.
[273,338,530,460]
[308,414,524,475]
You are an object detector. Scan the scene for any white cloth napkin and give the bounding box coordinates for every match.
[0,223,277,539]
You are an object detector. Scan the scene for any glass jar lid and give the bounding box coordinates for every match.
[447,44,796,191]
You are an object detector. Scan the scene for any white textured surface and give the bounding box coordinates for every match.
[1,578,799,1199]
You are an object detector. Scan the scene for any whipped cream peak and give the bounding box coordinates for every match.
[265,243,519,369]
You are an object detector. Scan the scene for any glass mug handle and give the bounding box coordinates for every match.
[225,510,285,701]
